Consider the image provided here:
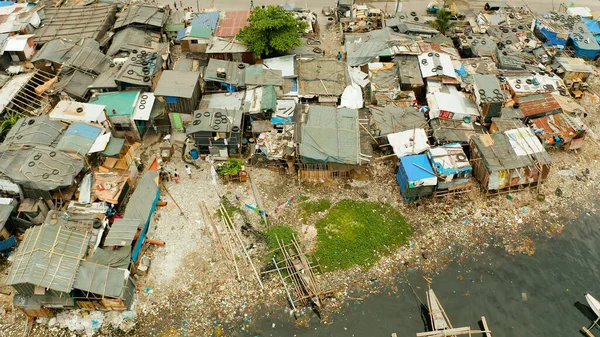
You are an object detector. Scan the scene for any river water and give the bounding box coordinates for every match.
[243,210,600,337]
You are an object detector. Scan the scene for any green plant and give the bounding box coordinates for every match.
[219,158,244,175]
[263,225,298,265]
[314,200,413,271]
[237,5,309,56]
[431,8,454,35]
[299,199,331,217]
[0,113,21,139]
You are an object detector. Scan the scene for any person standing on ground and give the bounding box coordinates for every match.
[173,1,177,9]
[337,51,342,61]
[185,165,192,179]
[250,0,254,9]
[174,169,180,183]
[179,0,182,7]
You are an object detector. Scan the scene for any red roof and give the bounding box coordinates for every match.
[216,10,250,37]
[517,93,561,117]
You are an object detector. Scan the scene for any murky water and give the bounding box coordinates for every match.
[243,211,600,336]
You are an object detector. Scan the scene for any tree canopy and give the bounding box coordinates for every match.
[431,8,454,35]
[237,5,308,57]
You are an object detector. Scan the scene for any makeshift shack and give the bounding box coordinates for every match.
[387,128,430,158]
[470,128,552,193]
[473,74,504,123]
[113,5,169,31]
[368,62,400,104]
[427,91,479,121]
[49,101,108,124]
[369,105,426,138]
[153,70,202,121]
[297,58,346,103]
[418,51,457,83]
[186,108,244,158]
[531,112,587,150]
[427,144,472,194]
[295,105,372,179]
[0,197,16,239]
[0,34,35,63]
[34,5,117,47]
[90,91,156,141]
[115,51,163,90]
[396,55,424,94]
[554,57,594,81]
[215,10,250,37]
[430,118,487,146]
[122,169,159,261]
[204,58,248,92]
[516,93,562,119]
[396,154,437,200]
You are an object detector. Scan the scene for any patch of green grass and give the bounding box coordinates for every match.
[314,199,413,271]
[263,225,298,264]
[299,199,331,217]
[298,195,310,202]
[215,202,240,219]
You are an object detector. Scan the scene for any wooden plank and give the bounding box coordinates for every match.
[416,327,478,337]
[481,316,491,337]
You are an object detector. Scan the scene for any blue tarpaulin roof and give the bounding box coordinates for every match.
[582,18,600,35]
[56,122,103,155]
[396,154,436,196]
[191,11,220,32]
[0,1,15,7]
[400,154,436,182]
[570,35,600,58]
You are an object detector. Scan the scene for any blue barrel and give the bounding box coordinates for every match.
[190,148,199,160]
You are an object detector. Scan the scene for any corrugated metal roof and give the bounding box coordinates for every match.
[56,122,103,155]
[191,11,220,32]
[153,70,200,98]
[104,218,141,247]
[113,5,168,30]
[215,10,250,37]
[6,225,90,293]
[91,91,140,117]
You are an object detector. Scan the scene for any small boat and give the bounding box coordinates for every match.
[586,292,600,318]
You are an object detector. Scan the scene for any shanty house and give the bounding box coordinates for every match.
[6,224,136,316]
[396,55,424,94]
[531,112,587,150]
[0,3,41,35]
[553,57,594,82]
[387,128,430,158]
[205,37,255,63]
[429,118,487,146]
[427,91,479,122]
[122,169,160,261]
[297,58,346,104]
[396,154,437,200]
[90,91,156,141]
[470,128,552,192]
[153,70,202,130]
[516,93,562,119]
[215,10,250,37]
[418,52,457,84]
[176,11,219,53]
[49,101,108,124]
[204,58,247,92]
[55,122,104,156]
[427,143,472,194]
[295,105,372,179]
[473,74,504,123]
[0,34,34,64]
[369,105,426,139]
[115,50,163,90]
[186,108,244,158]
[368,62,400,105]
[113,5,169,31]
[34,5,117,47]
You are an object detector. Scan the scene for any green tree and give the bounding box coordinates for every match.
[431,8,454,35]
[237,5,308,57]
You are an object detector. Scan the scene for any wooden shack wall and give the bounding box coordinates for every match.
[163,82,201,114]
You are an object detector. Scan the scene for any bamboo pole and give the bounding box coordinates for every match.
[220,204,264,289]
[221,216,241,281]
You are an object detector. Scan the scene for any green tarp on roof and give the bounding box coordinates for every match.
[100,136,126,157]
[300,106,362,165]
[261,85,277,112]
